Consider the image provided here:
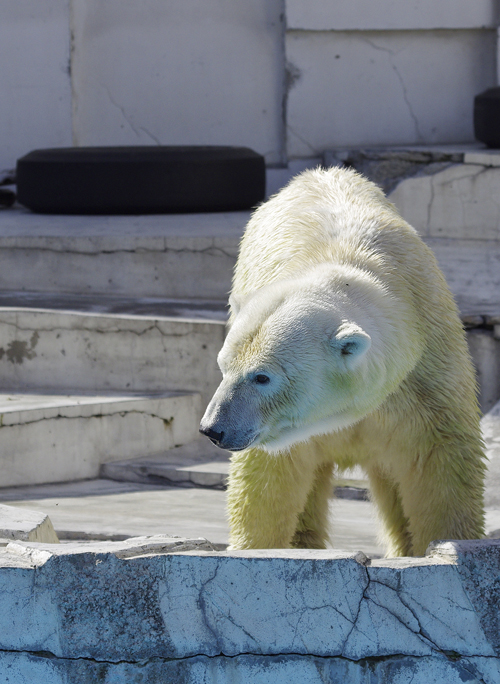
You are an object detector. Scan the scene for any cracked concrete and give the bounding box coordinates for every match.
[387,159,500,240]
[0,391,201,486]
[0,651,497,684]
[356,36,424,142]
[0,208,248,298]
[0,542,499,682]
[101,85,166,147]
[0,308,226,410]
[285,29,496,156]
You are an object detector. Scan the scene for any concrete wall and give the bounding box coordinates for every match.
[1,538,500,682]
[1,1,498,172]
[70,0,285,164]
[0,1,73,174]
[284,0,498,156]
[286,29,496,156]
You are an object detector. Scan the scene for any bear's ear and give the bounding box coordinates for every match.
[229,293,243,318]
[330,325,371,369]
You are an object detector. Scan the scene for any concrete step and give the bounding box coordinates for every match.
[101,439,230,490]
[0,391,200,488]
[0,207,248,299]
[101,438,370,498]
[0,296,497,414]
[0,297,226,412]
[0,503,59,544]
[0,206,498,314]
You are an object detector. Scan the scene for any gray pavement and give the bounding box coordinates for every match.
[0,478,385,557]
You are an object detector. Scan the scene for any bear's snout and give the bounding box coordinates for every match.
[199,425,225,447]
[200,379,263,451]
[199,418,254,451]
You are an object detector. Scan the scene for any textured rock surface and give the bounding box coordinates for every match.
[1,541,500,682]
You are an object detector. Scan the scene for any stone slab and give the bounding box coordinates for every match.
[0,306,225,410]
[0,503,58,544]
[101,439,230,489]
[0,292,228,319]
[0,206,250,239]
[0,207,249,299]
[0,391,200,487]
[0,539,499,669]
[465,150,500,167]
[389,163,500,239]
[7,533,217,562]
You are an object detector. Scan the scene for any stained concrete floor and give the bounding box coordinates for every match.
[3,468,500,558]
[0,478,385,557]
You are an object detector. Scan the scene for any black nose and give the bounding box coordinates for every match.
[199,426,225,446]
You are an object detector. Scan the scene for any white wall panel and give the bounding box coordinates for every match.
[0,2,72,171]
[286,0,499,31]
[71,0,285,164]
[286,29,496,156]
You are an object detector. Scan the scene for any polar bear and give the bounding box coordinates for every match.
[200,167,485,557]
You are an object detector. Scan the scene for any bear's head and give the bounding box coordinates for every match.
[200,267,404,454]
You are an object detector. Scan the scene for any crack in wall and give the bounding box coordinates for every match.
[341,565,369,656]
[0,646,497,667]
[197,563,225,652]
[0,409,176,430]
[101,85,144,142]
[138,126,161,146]
[0,244,238,258]
[364,579,438,654]
[359,37,424,142]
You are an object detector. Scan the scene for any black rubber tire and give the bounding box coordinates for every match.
[16,146,266,214]
[474,87,500,149]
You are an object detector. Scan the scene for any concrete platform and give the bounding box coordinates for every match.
[0,207,248,299]
[0,391,200,487]
[2,474,500,557]
[0,302,225,410]
[101,439,230,489]
[0,203,498,315]
[0,478,384,555]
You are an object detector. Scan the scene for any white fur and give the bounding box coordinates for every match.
[200,166,485,556]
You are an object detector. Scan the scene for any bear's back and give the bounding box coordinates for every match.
[233,166,425,299]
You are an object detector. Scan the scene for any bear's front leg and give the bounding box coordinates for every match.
[227,446,321,549]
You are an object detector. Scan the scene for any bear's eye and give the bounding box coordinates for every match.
[254,374,271,385]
